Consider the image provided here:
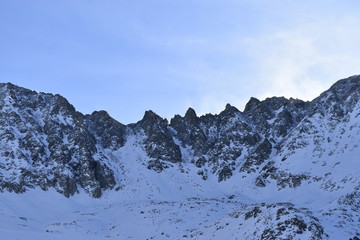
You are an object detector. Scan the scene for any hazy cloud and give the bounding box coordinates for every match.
[245,16,360,102]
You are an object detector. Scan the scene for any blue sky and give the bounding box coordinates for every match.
[1,0,360,124]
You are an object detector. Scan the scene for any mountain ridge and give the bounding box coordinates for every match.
[0,77,359,196]
[0,76,360,239]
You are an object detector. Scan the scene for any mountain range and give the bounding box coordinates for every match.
[0,76,359,239]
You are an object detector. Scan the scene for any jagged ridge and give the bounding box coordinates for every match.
[0,76,360,239]
[0,77,359,196]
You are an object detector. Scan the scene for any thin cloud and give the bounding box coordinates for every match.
[245,16,360,102]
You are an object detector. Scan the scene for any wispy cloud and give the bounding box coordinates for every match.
[139,2,360,116]
[245,16,360,102]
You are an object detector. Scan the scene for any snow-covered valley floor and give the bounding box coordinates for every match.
[1,187,357,240]
[0,190,252,240]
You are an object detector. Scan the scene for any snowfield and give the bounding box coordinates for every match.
[0,137,358,240]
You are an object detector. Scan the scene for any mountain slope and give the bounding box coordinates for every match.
[0,83,116,198]
[0,76,359,239]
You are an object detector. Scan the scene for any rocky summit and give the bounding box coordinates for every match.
[0,76,360,239]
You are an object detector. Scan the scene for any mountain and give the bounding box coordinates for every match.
[0,76,359,239]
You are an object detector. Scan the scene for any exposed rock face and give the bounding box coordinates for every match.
[85,110,127,150]
[0,83,115,198]
[135,110,182,165]
[170,104,262,180]
[244,96,309,140]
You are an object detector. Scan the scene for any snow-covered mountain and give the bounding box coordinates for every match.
[0,76,359,239]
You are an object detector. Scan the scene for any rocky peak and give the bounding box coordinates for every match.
[243,97,309,140]
[219,104,241,118]
[51,94,77,116]
[327,75,360,99]
[137,110,168,134]
[143,110,167,123]
[135,110,182,166]
[312,76,360,105]
[244,97,261,112]
[0,83,116,198]
[184,107,198,125]
[309,76,360,119]
[85,111,127,150]
[0,82,37,109]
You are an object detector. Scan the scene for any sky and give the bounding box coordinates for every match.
[1,0,360,124]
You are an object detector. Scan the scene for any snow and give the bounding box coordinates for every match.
[267,106,284,125]
[0,188,330,240]
[1,131,356,240]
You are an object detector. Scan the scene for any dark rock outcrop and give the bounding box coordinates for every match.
[136,110,182,163]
